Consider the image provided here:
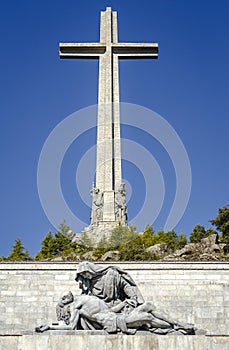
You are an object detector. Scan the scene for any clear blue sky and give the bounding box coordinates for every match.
[0,0,228,257]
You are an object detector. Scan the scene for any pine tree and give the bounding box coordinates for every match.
[58,220,73,238]
[109,224,139,249]
[35,221,83,260]
[53,220,74,256]
[210,205,229,243]
[35,232,56,260]
[190,224,208,243]
[176,233,187,249]
[141,225,156,247]
[7,238,31,261]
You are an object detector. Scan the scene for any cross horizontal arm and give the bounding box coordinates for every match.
[59,43,105,59]
[112,43,158,59]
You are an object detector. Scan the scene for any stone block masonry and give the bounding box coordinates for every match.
[0,262,229,337]
[0,334,229,350]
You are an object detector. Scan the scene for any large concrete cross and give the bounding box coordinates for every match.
[59,7,158,235]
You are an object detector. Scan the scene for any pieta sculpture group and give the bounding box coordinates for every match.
[36,262,197,335]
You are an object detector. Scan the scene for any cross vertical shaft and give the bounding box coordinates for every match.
[96,8,120,221]
[59,7,158,239]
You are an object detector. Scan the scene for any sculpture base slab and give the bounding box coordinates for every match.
[1,334,229,350]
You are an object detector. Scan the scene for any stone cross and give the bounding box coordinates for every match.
[59,8,158,236]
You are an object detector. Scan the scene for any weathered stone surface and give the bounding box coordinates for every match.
[100,250,120,261]
[50,256,65,262]
[50,253,81,262]
[0,334,229,350]
[41,262,195,335]
[146,243,168,255]
[201,234,220,253]
[1,262,229,336]
[80,251,98,261]
[163,234,225,261]
[174,243,198,257]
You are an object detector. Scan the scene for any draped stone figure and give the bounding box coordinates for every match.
[90,187,104,225]
[75,261,144,307]
[115,183,127,225]
[36,262,197,335]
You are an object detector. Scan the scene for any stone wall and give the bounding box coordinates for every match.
[1,334,229,350]
[0,262,229,336]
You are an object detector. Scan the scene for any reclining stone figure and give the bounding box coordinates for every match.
[36,262,196,335]
[36,291,195,335]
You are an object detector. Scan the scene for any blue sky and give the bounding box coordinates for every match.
[0,0,228,257]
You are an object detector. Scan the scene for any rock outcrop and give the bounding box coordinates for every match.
[100,250,120,261]
[163,234,226,261]
[146,243,168,256]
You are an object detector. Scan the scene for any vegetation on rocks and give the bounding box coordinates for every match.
[1,204,229,261]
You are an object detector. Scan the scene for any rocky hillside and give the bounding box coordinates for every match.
[50,234,229,262]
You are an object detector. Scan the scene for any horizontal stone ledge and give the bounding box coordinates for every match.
[1,261,229,271]
[1,334,229,350]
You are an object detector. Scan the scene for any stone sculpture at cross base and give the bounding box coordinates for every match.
[36,262,199,335]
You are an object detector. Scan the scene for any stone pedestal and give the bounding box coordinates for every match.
[1,262,229,335]
[1,334,229,350]
[102,191,115,221]
[84,220,120,244]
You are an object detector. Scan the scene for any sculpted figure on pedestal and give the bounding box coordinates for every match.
[36,290,195,335]
[115,183,127,225]
[90,187,104,224]
[36,262,197,335]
